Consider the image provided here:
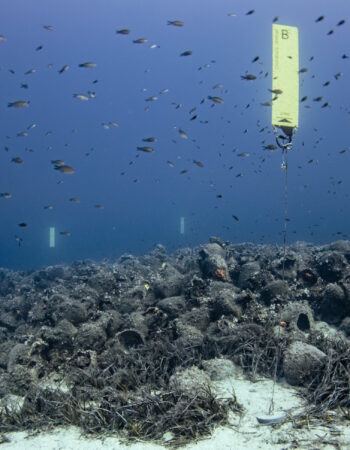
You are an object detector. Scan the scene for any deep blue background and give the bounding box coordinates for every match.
[0,0,349,269]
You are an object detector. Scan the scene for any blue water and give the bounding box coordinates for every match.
[0,0,349,269]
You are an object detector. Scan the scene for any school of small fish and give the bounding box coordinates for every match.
[1,4,349,248]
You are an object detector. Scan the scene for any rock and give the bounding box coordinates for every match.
[0,311,18,330]
[7,343,27,372]
[52,299,88,326]
[185,276,208,301]
[202,358,242,381]
[283,341,327,386]
[316,252,346,282]
[39,320,77,349]
[339,317,350,336]
[327,241,350,253]
[128,312,149,337]
[298,268,318,286]
[175,320,204,348]
[97,311,123,337]
[116,329,144,348]
[209,236,228,248]
[237,262,261,289]
[313,321,345,342]
[158,296,186,320]
[0,341,15,369]
[75,322,107,352]
[211,289,242,320]
[280,302,314,334]
[199,244,229,281]
[319,283,348,324]
[260,280,289,305]
[169,366,210,395]
[181,307,211,332]
[153,268,184,298]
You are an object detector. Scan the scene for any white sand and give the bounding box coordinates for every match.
[2,374,349,450]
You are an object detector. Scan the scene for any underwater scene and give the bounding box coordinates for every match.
[1,0,350,449]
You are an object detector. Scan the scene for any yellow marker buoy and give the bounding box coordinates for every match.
[272,24,299,130]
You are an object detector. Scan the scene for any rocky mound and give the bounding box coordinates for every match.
[0,239,350,445]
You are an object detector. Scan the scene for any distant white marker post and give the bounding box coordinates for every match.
[49,227,55,248]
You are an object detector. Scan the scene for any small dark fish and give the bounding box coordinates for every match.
[69,197,80,203]
[327,30,334,35]
[73,94,89,101]
[116,28,131,35]
[142,137,157,142]
[208,95,224,104]
[323,81,330,86]
[232,215,239,221]
[60,231,71,237]
[145,95,158,102]
[252,56,259,63]
[261,101,272,107]
[137,146,154,153]
[178,129,188,139]
[321,102,329,108]
[18,222,27,227]
[58,65,69,74]
[8,100,30,108]
[190,115,197,121]
[24,68,36,75]
[241,74,256,80]
[193,160,204,168]
[237,152,249,158]
[35,45,43,51]
[54,164,75,174]
[43,25,54,31]
[167,20,184,27]
[12,157,23,164]
[21,84,29,89]
[167,161,175,168]
[44,205,53,210]
[300,96,308,102]
[298,67,308,73]
[51,159,64,165]
[269,88,283,94]
[95,204,104,209]
[263,144,277,151]
[334,72,342,80]
[342,54,349,59]
[313,96,323,102]
[216,194,223,198]
[315,16,325,23]
[246,10,255,15]
[133,38,147,44]
[273,16,279,23]
[180,169,189,174]
[0,192,11,199]
[79,62,96,69]
[337,19,345,26]
[180,50,192,56]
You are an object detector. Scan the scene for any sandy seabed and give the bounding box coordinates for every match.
[2,373,350,450]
